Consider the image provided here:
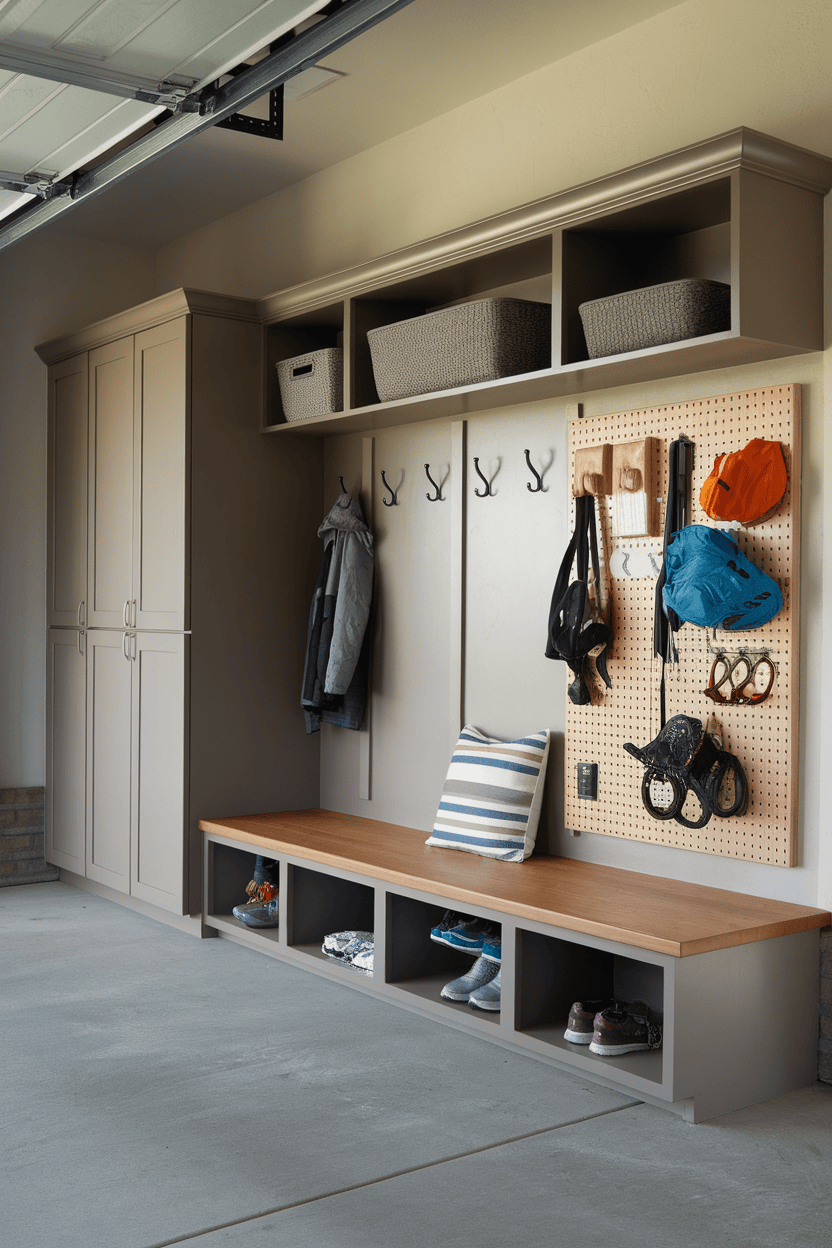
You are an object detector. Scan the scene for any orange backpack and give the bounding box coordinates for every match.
[699,438,787,525]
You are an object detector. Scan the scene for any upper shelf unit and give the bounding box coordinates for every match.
[258,128,832,436]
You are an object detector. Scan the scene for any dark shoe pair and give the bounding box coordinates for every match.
[564,998,662,1055]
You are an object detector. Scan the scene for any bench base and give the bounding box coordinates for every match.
[201,814,829,1123]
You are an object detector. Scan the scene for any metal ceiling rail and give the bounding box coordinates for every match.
[0,42,195,106]
[0,0,416,252]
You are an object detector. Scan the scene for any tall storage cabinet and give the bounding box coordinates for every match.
[39,290,325,918]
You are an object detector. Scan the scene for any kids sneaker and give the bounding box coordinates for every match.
[468,967,501,1012]
[440,955,499,1002]
[232,879,279,928]
[588,1001,662,1056]
[563,998,618,1044]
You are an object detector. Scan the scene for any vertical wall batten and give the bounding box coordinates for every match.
[450,420,467,753]
[360,435,374,800]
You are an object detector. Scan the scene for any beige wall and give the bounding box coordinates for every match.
[154,0,832,299]
[0,232,156,786]
[3,0,831,905]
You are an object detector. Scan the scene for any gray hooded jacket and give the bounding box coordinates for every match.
[301,492,374,733]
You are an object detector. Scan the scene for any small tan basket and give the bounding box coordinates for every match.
[276,347,343,421]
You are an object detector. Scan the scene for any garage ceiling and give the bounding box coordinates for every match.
[0,0,684,250]
[0,0,337,223]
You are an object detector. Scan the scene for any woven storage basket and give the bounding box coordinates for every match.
[366,297,551,402]
[276,347,343,421]
[579,279,730,359]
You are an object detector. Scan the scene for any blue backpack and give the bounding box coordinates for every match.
[662,525,782,631]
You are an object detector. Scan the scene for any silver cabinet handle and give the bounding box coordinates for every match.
[123,631,129,660]
[77,600,85,627]
[131,633,137,661]
[123,599,130,628]
[77,630,84,656]
[131,599,136,628]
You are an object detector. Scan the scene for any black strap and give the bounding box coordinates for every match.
[546,494,592,659]
[654,437,693,725]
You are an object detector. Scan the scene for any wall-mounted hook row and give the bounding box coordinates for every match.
[380,470,398,506]
[425,464,443,502]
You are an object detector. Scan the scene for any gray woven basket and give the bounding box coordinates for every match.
[276,347,343,421]
[367,297,551,402]
[579,279,730,359]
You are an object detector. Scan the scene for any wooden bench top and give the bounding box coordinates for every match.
[199,808,830,958]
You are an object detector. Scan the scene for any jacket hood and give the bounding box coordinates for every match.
[318,491,373,543]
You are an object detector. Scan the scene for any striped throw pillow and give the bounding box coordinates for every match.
[426,726,550,863]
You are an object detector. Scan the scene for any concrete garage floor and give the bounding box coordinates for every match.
[4,882,831,1248]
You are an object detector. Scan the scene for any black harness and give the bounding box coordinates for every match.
[546,493,612,705]
[624,714,748,829]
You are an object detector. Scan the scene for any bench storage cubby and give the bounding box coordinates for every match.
[201,809,830,1123]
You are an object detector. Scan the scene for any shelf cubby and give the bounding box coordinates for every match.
[385,893,503,1027]
[286,862,375,974]
[559,178,731,365]
[204,838,281,947]
[516,927,665,1084]
[264,301,344,427]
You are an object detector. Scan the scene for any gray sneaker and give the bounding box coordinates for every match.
[440,955,498,1002]
[468,967,501,1012]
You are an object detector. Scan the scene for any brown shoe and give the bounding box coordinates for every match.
[588,1001,662,1056]
[564,998,617,1044]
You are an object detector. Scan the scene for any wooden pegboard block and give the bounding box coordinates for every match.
[573,443,612,496]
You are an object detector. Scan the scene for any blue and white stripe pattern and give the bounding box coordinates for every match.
[426,726,550,862]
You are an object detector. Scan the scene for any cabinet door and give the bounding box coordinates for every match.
[87,339,134,629]
[86,629,132,893]
[130,631,187,913]
[46,628,86,872]
[47,354,88,627]
[133,319,188,631]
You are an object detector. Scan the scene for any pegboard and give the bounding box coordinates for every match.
[564,385,800,866]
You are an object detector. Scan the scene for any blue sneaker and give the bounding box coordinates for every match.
[481,935,501,963]
[468,967,501,1012]
[429,910,462,942]
[440,955,499,1002]
[432,918,496,955]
